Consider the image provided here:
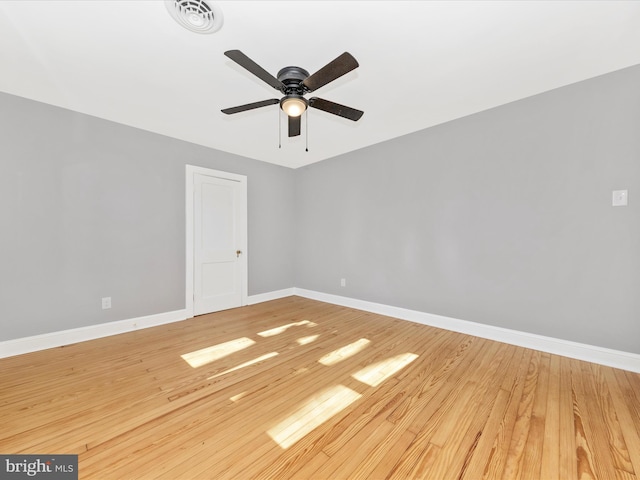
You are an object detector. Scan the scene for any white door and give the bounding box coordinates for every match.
[192,171,247,315]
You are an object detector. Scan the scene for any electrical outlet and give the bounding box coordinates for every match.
[102,297,112,309]
[340,278,346,287]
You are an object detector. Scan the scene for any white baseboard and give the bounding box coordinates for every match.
[0,288,296,359]
[293,288,640,373]
[3,288,639,374]
[0,288,297,359]
[247,288,295,305]
[0,309,189,359]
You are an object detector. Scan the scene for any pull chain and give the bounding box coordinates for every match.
[278,107,281,149]
[305,110,309,152]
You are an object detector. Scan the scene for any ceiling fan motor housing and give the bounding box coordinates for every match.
[277,66,310,95]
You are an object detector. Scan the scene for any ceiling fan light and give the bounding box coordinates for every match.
[280,96,308,117]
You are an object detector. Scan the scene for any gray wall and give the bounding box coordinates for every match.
[294,64,640,354]
[3,64,639,354]
[0,92,295,341]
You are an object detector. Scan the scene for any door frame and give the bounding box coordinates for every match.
[186,165,248,317]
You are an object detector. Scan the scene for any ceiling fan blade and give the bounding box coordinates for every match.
[302,52,359,92]
[224,50,285,91]
[221,99,279,115]
[288,115,301,137]
[309,97,364,121]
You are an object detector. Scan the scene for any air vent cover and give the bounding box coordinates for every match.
[165,0,223,34]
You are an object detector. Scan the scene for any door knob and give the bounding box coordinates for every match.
[236,250,242,257]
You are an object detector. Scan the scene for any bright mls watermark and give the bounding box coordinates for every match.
[1,455,77,479]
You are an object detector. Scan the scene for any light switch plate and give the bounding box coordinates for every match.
[612,190,628,207]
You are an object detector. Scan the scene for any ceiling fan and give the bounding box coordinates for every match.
[221,50,364,138]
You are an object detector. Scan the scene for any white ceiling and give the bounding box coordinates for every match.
[1,1,640,169]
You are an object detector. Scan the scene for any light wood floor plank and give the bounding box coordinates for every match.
[480,347,534,480]
[350,340,507,480]
[1,296,639,479]
[605,369,640,474]
[588,363,635,478]
[382,340,498,478]
[556,356,579,480]
[501,349,543,480]
[252,328,454,480]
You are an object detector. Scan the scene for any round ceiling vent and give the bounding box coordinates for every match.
[165,0,223,34]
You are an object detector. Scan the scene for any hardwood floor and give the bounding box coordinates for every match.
[1,296,639,479]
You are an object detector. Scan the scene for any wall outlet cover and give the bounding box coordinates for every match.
[612,190,628,207]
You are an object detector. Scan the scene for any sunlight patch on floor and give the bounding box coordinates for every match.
[297,335,320,345]
[181,337,256,368]
[267,385,362,449]
[351,353,418,387]
[208,352,279,380]
[257,320,317,338]
[318,338,371,366]
[230,391,248,402]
